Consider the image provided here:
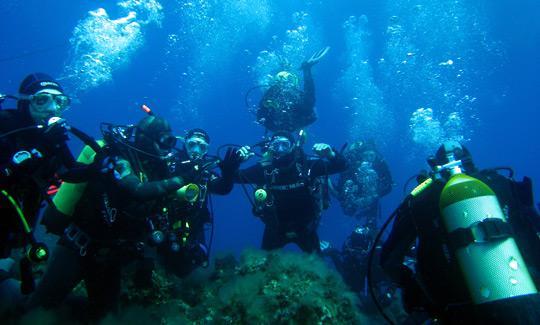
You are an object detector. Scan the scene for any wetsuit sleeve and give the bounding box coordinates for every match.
[380,201,418,286]
[55,142,77,168]
[208,172,234,195]
[117,175,183,201]
[112,160,182,200]
[309,150,348,177]
[57,163,93,183]
[234,164,265,184]
[302,67,315,109]
[54,143,94,183]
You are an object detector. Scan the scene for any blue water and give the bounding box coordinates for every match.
[1,0,539,255]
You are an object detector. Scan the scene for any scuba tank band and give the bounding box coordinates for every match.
[447,218,513,250]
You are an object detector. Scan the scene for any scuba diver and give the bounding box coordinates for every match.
[27,113,190,320]
[380,141,540,323]
[150,128,244,278]
[256,47,330,133]
[332,139,393,235]
[235,130,347,253]
[322,226,395,310]
[0,73,95,305]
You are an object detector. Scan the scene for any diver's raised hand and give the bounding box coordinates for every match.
[237,146,254,162]
[43,117,69,145]
[301,46,330,70]
[219,147,242,175]
[313,143,336,159]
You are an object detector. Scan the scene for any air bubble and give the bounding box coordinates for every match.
[509,257,519,271]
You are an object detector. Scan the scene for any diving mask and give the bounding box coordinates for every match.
[28,91,70,112]
[269,136,292,156]
[186,136,209,160]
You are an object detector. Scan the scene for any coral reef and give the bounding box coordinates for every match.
[118,249,364,324]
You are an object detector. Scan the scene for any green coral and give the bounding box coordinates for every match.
[123,249,364,324]
[209,249,362,324]
[122,268,175,306]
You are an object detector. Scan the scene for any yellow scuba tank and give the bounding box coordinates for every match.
[53,141,104,216]
[440,173,538,304]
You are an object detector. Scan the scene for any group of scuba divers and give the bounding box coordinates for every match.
[1,46,540,324]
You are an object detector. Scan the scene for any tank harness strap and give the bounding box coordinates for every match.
[63,223,91,256]
[447,218,513,250]
[268,182,305,191]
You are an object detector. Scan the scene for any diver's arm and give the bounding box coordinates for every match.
[55,143,94,183]
[302,66,316,109]
[56,142,77,168]
[57,164,93,183]
[300,46,329,110]
[327,177,340,199]
[118,175,183,201]
[208,173,233,195]
[310,150,348,177]
[113,159,183,200]
[209,147,244,194]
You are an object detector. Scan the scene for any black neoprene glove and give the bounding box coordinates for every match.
[219,147,241,177]
[43,119,69,147]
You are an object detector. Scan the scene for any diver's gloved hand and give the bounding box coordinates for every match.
[313,143,336,159]
[8,149,43,174]
[319,240,331,252]
[219,147,242,176]
[43,117,69,145]
[301,46,330,70]
[237,146,254,162]
[91,155,119,178]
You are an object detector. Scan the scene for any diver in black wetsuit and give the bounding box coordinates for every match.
[235,131,347,253]
[28,115,187,320]
[0,73,95,307]
[151,128,243,278]
[256,47,329,133]
[380,141,540,324]
[323,226,395,308]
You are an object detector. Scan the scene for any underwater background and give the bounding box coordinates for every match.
[1,1,539,318]
[1,0,539,258]
[1,0,538,257]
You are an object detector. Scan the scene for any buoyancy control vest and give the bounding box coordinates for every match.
[253,149,329,227]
